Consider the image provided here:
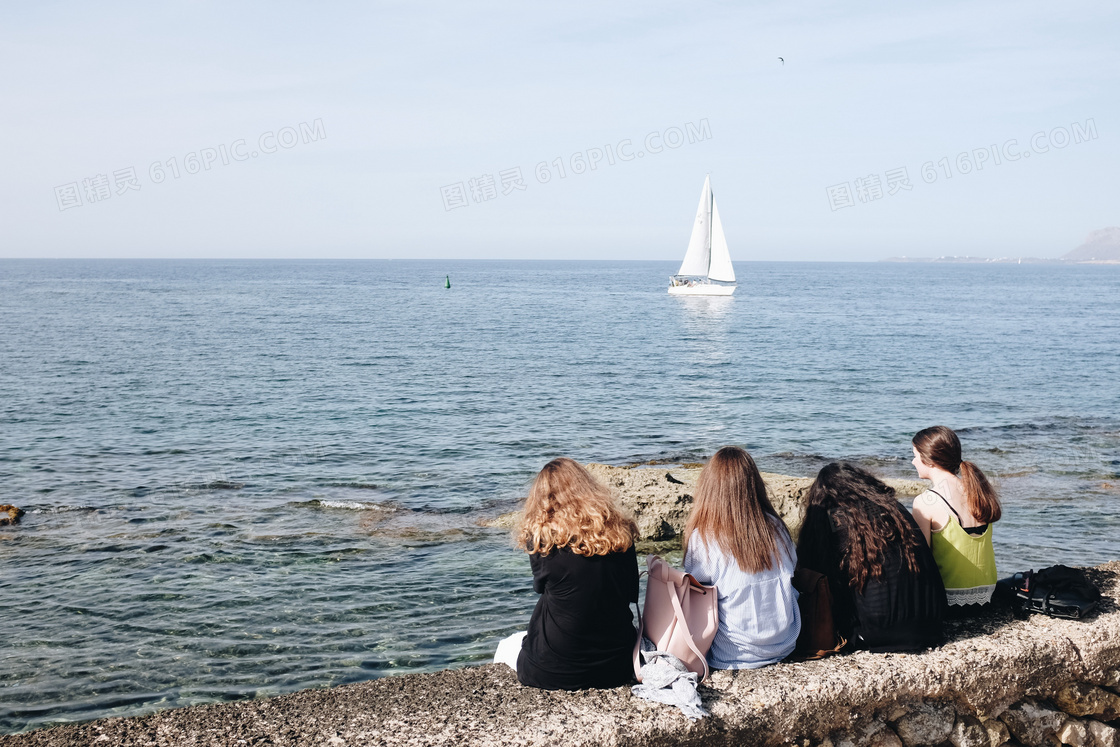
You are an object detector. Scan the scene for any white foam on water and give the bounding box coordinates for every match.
[317,500,391,511]
[29,506,97,514]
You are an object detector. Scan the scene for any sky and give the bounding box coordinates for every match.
[1,1,1117,261]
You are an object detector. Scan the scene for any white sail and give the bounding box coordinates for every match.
[676,176,711,277]
[707,199,735,282]
[668,175,737,295]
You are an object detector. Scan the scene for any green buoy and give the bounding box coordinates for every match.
[445,275,451,289]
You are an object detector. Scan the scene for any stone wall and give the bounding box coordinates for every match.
[5,563,1117,747]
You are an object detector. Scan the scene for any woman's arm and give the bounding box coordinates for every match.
[796,504,855,640]
[911,491,943,545]
[530,552,548,594]
[795,505,833,573]
[626,545,639,604]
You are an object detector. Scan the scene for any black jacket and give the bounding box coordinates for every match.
[517,545,639,690]
[796,503,946,652]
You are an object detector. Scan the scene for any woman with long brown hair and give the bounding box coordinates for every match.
[493,458,639,690]
[910,426,1001,608]
[796,462,945,652]
[682,446,801,669]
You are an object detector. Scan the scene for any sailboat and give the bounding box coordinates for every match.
[668,175,736,296]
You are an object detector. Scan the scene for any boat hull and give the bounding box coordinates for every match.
[668,284,736,296]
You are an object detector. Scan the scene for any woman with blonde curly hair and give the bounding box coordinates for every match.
[493,458,639,690]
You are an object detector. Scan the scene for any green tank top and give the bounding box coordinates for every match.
[926,490,997,606]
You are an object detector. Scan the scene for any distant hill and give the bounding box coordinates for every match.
[880,256,1058,264]
[1063,227,1120,261]
[882,227,1120,264]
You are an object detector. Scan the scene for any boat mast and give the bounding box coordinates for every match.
[706,177,713,277]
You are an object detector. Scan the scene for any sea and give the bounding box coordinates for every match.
[1,259,1118,734]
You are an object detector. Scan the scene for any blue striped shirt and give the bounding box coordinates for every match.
[683,525,801,670]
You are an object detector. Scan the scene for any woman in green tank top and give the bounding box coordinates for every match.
[910,426,1002,608]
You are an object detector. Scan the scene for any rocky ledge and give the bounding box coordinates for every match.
[4,563,1118,747]
[485,463,929,550]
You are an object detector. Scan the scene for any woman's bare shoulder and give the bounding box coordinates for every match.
[912,489,949,517]
[912,488,940,506]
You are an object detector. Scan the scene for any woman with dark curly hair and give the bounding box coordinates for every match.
[795,462,946,652]
[493,458,639,690]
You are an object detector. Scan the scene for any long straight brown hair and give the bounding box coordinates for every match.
[912,426,1002,524]
[683,446,790,573]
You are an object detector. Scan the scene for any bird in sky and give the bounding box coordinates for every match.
[778,57,784,65]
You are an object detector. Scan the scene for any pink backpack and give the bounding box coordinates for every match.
[633,554,720,682]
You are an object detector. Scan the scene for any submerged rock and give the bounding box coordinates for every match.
[0,504,24,526]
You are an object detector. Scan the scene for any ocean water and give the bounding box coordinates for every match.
[1,259,1118,733]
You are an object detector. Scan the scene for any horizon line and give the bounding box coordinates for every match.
[0,256,1075,262]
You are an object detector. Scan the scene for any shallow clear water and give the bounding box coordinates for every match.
[1,259,1118,733]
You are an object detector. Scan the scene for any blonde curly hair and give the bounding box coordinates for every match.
[518,458,637,557]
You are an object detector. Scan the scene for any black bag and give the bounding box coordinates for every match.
[996,565,1101,619]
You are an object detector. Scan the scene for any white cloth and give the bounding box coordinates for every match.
[632,637,708,720]
[683,524,801,670]
[493,631,526,672]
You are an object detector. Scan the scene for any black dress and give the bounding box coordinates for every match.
[517,545,639,690]
[796,503,946,652]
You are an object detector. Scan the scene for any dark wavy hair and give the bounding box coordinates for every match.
[806,462,922,592]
